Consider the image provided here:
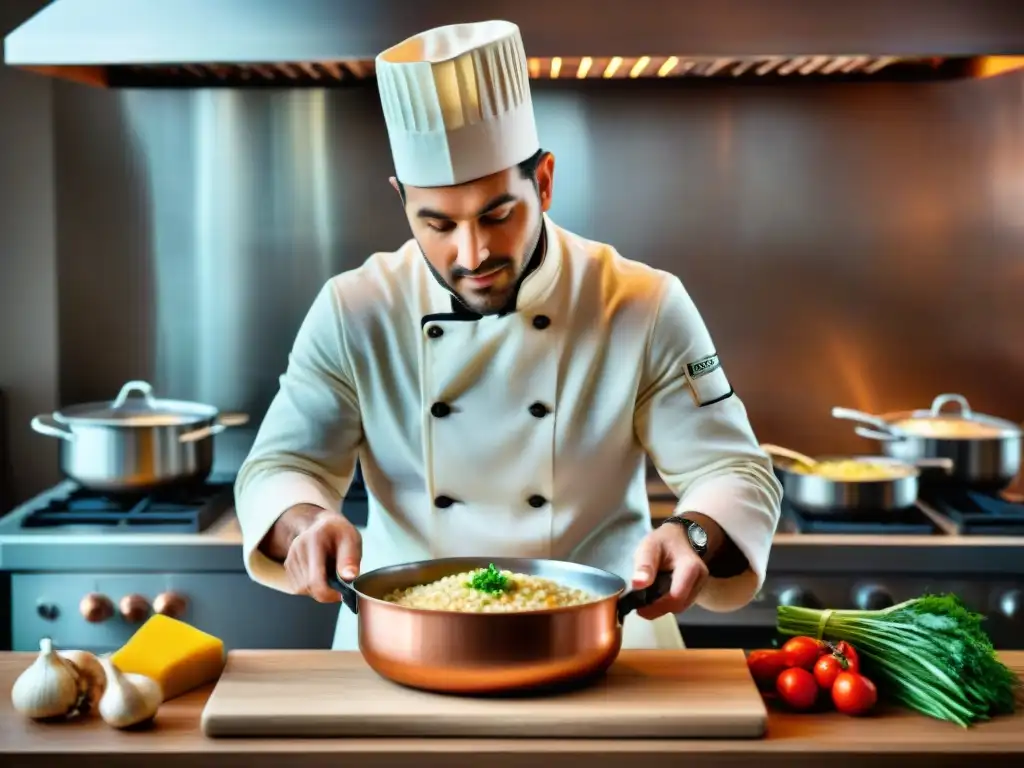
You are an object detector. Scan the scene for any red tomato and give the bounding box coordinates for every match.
[813,654,844,689]
[746,649,788,688]
[832,672,878,716]
[832,641,861,673]
[775,667,819,711]
[781,636,827,670]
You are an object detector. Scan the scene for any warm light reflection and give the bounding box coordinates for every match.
[825,334,879,414]
[603,56,622,78]
[972,56,1024,78]
[577,56,592,79]
[550,56,562,78]
[657,57,679,77]
[629,56,650,78]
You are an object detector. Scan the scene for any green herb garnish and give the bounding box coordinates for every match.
[777,593,1022,727]
[467,563,510,594]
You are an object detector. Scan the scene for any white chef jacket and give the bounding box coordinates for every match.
[235,213,782,651]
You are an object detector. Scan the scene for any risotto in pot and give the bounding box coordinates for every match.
[381,563,599,613]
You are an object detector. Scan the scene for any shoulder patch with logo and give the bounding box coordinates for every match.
[681,351,733,407]
[686,353,720,380]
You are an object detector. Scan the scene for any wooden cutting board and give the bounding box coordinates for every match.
[200,649,768,739]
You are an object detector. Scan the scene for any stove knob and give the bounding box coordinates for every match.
[999,590,1021,620]
[777,587,822,609]
[79,593,114,623]
[853,585,894,611]
[118,594,151,624]
[153,591,188,619]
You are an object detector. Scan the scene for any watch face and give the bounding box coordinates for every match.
[688,523,708,550]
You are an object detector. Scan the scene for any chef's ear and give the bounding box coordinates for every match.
[388,176,406,205]
[535,152,555,213]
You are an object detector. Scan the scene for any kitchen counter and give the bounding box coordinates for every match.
[1,652,1023,768]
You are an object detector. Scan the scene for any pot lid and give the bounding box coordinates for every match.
[890,394,1022,438]
[54,380,218,427]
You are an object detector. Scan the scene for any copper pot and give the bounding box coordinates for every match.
[327,557,671,695]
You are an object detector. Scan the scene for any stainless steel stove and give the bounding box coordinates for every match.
[0,473,348,654]
[2,472,1022,654]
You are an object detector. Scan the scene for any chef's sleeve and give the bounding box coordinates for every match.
[634,274,782,613]
[234,278,363,595]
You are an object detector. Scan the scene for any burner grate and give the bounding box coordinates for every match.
[920,487,1024,536]
[783,501,939,535]
[20,482,233,533]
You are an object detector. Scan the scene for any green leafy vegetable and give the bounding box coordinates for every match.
[777,593,1021,727]
[467,563,510,594]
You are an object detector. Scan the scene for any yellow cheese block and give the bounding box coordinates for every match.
[110,614,226,701]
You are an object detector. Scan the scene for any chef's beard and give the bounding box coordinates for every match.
[422,212,545,316]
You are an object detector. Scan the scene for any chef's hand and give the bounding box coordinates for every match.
[259,503,363,603]
[630,518,710,620]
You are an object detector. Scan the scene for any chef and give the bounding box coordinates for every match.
[235,20,782,651]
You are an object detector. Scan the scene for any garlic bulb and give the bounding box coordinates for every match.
[97,656,162,729]
[10,637,85,719]
[59,650,107,712]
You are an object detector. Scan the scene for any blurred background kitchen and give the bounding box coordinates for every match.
[1,1,1023,654]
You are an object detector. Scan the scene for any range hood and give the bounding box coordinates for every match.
[5,0,1024,88]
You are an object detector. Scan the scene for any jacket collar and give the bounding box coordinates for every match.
[513,213,562,312]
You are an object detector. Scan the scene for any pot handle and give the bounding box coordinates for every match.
[30,414,75,442]
[854,426,905,443]
[914,457,955,474]
[616,571,674,624]
[178,412,250,443]
[930,393,972,418]
[760,443,817,469]
[325,561,360,615]
[831,406,906,439]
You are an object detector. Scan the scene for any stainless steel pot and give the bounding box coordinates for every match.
[326,556,672,695]
[762,443,952,514]
[30,380,249,492]
[832,394,1023,491]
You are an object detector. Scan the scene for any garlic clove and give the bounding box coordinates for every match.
[97,656,162,729]
[59,650,107,713]
[10,637,84,720]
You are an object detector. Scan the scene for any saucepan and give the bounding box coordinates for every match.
[326,556,672,695]
[30,380,249,493]
[832,393,1023,491]
[761,443,953,514]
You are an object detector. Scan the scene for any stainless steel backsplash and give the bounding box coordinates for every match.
[48,72,1024,482]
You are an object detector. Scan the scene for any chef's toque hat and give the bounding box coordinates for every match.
[375,20,540,188]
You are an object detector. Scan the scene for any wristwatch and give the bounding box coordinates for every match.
[660,515,708,559]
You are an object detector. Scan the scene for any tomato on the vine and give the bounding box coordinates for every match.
[813,654,845,689]
[746,649,788,688]
[832,672,878,716]
[781,636,827,670]
[775,667,819,711]
[831,641,860,674]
